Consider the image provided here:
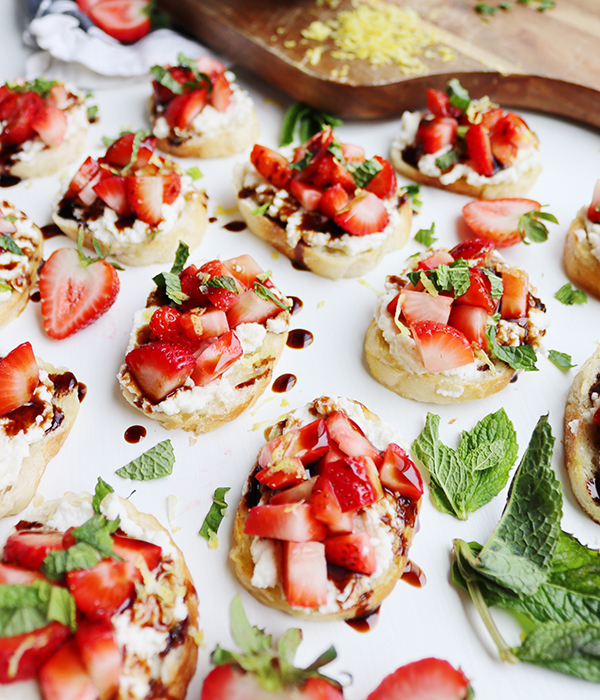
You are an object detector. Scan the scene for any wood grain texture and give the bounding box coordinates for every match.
[159,0,600,125]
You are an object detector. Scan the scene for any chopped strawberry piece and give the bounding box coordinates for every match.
[0,91,43,146]
[292,128,334,166]
[75,620,122,700]
[333,190,389,236]
[282,541,328,607]
[259,419,330,469]
[500,268,529,319]
[0,90,23,121]
[126,340,196,402]
[3,530,65,570]
[400,290,453,326]
[325,531,376,575]
[411,321,474,372]
[448,304,488,349]
[270,476,318,505]
[78,166,113,207]
[587,180,600,224]
[0,342,39,416]
[93,176,132,216]
[0,622,71,683]
[31,104,67,147]
[365,156,397,199]
[454,268,497,314]
[490,130,518,167]
[179,264,210,308]
[149,306,191,345]
[492,112,534,148]
[111,535,162,571]
[465,123,495,177]
[378,444,423,500]
[191,330,243,386]
[39,639,98,700]
[416,249,454,271]
[326,411,380,460]
[0,562,46,584]
[226,289,282,328]
[322,457,381,513]
[102,132,156,169]
[67,559,140,618]
[126,175,163,225]
[256,456,307,491]
[162,171,181,205]
[480,107,504,131]
[152,66,190,103]
[341,142,365,163]
[0,206,16,235]
[308,152,356,192]
[289,177,323,211]
[67,156,102,196]
[181,308,229,341]
[222,254,265,288]
[209,72,232,111]
[47,83,70,109]
[309,476,354,534]
[88,0,151,43]
[199,260,244,312]
[462,198,541,247]
[195,55,226,79]
[416,116,458,154]
[449,238,495,265]
[244,503,327,541]
[250,144,293,189]
[426,88,454,118]
[319,183,350,218]
[165,88,209,130]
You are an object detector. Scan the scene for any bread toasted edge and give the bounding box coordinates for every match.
[563,212,600,300]
[9,125,87,180]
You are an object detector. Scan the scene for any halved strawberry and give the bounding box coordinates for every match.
[325,531,376,575]
[378,444,423,500]
[365,156,397,199]
[149,306,190,345]
[191,330,243,386]
[366,657,472,700]
[309,476,354,534]
[39,639,98,700]
[319,184,350,218]
[78,165,113,207]
[587,179,600,224]
[3,530,65,570]
[465,123,495,177]
[282,541,328,608]
[490,130,518,167]
[333,190,389,236]
[0,562,46,584]
[0,91,43,146]
[250,144,292,189]
[77,0,104,14]
[209,72,232,111]
[400,290,453,326]
[0,622,71,683]
[270,476,318,505]
[162,171,181,205]
[93,176,132,216]
[165,88,209,130]
[102,132,156,169]
[126,176,163,225]
[226,289,281,328]
[289,177,323,211]
[454,268,497,314]
[88,0,151,43]
[462,198,542,247]
[500,268,529,319]
[448,304,488,349]
[111,535,162,571]
[322,458,381,513]
[449,238,495,265]
[244,503,327,541]
[411,321,474,373]
[181,308,229,341]
[126,340,196,402]
[0,342,39,416]
[31,104,67,147]
[75,620,122,700]
[326,411,380,461]
[67,559,140,618]
[416,116,458,154]
[256,456,307,491]
[67,156,102,196]
[416,249,454,271]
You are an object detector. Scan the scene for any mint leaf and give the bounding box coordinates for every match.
[549,349,575,372]
[476,2,497,13]
[253,282,291,311]
[116,439,175,480]
[92,477,114,514]
[170,241,190,276]
[446,79,470,111]
[41,542,103,581]
[186,166,203,181]
[71,514,119,559]
[403,183,422,213]
[481,269,503,298]
[203,275,238,293]
[252,202,270,216]
[280,102,342,147]
[518,208,558,244]
[435,149,459,171]
[199,487,231,545]
[0,281,11,293]
[122,130,150,174]
[150,64,185,95]
[152,271,187,305]
[414,223,437,247]
[406,259,470,297]
[0,234,24,256]
[555,282,587,305]
[486,324,538,371]
[347,158,382,188]
[0,581,76,637]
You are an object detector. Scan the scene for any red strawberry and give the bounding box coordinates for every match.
[411,321,474,373]
[365,156,397,199]
[165,88,209,130]
[3,530,65,570]
[0,91,43,146]
[308,152,355,192]
[0,562,46,584]
[93,175,132,216]
[500,268,529,319]
[47,83,70,109]
[341,142,365,163]
[126,340,196,403]
[39,639,98,700]
[282,540,328,607]
[191,330,243,386]
[259,419,330,469]
[449,238,495,265]
[325,531,376,575]
[0,622,71,683]
[152,66,190,103]
[333,191,389,236]
[226,289,281,328]
[181,308,229,341]
[111,535,162,571]
[149,306,189,345]
[400,290,453,326]
[326,411,380,461]
[76,0,103,14]
[378,444,423,500]
[366,657,472,700]
[322,458,381,512]
[448,304,488,349]
[126,176,163,225]
[492,112,533,148]
[587,179,600,224]
[250,144,293,189]
[102,132,156,169]
[319,184,350,218]
[0,342,39,416]
[465,123,495,177]
[244,503,327,541]
[31,104,67,147]
[416,116,457,154]
[270,476,318,505]
[256,457,307,491]
[0,89,22,121]
[222,254,268,289]
[289,177,323,211]
[39,242,120,340]
[416,249,454,271]
[292,127,334,165]
[426,88,456,118]
[309,476,354,534]
[162,171,181,205]
[195,56,226,80]
[75,620,122,700]
[209,72,232,111]
[67,156,103,196]
[462,198,542,247]
[67,559,140,618]
[490,130,518,167]
[88,0,151,43]
[304,677,345,700]
[454,268,497,315]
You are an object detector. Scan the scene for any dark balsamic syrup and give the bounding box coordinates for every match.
[77,383,87,402]
[29,291,40,303]
[208,217,217,223]
[125,425,147,444]
[401,560,426,588]
[272,374,296,393]
[286,329,313,349]
[346,606,381,633]
[291,259,309,272]
[222,221,247,232]
[289,296,303,315]
[0,175,20,188]
[41,224,64,240]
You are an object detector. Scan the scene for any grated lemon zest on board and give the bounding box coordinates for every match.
[284,40,297,48]
[305,46,327,65]
[302,20,332,41]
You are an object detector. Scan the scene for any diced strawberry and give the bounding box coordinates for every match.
[126,340,196,402]
[67,559,140,618]
[39,639,99,700]
[75,620,122,700]
[365,156,397,199]
[319,184,350,218]
[226,289,281,328]
[270,476,318,505]
[209,72,232,112]
[309,476,354,534]
[0,91,44,146]
[93,176,132,216]
[587,179,600,224]
[111,535,162,571]
[191,330,243,386]
[448,304,488,349]
[292,127,334,166]
[78,166,112,207]
[39,246,120,340]
[152,66,190,103]
[250,144,293,189]
[47,83,70,109]
[378,444,423,500]
[259,420,331,469]
[325,531,376,575]
[454,268,497,314]
[88,0,151,43]
[303,677,345,700]
[416,249,454,271]
[126,176,163,225]
[179,264,210,309]
[0,342,39,416]
[411,321,474,373]
[341,142,365,163]
[426,88,453,118]
[0,562,46,584]
[416,116,458,154]
[315,440,346,471]
[244,503,327,541]
[500,268,529,319]
[480,107,504,131]
[333,190,389,236]
[492,112,534,149]
[256,456,307,491]
[195,55,226,79]
[0,622,71,683]
[465,123,495,177]
[386,292,402,317]
[326,411,380,460]
[67,156,102,196]
[31,104,67,147]
[149,306,191,346]
[0,90,23,121]
[3,530,65,570]
[449,238,495,265]
[462,198,542,247]
[282,541,328,607]
[222,254,268,289]
[181,308,229,341]
[323,458,381,513]
[165,88,209,130]
[289,177,323,211]
[308,152,356,192]
[102,132,156,169]
[490,130,518,167]
[162,171,181,205]
[366,657,472,700]
[400,290,453,326]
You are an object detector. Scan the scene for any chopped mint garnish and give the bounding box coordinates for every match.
[554,282,587,306]
[199,487,231,546]
[414,223,437,247]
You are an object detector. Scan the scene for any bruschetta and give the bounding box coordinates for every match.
[564,179,600,300]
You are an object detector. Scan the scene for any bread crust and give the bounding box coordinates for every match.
[0,360,81,518]
[230,397,421,621]
[52,187,208,267]
[563,210,600,300]
[8,125,87,180]
[564,346,600,524]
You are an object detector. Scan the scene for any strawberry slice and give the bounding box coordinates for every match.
[341,142,365,163]
[333,190,389,236]
[365,156,397,199]
[47,84,70,109]
[411,321,474,373]
[195,56,226,80]
[0,342,39,416]
[67,559,140,618]
[378,444,423,500]
[31,104,67,147]
[492,112,533,148]
[126,176,163,225]
[500,268,529,319]
[162,171,181,205]
[102,132,156,170]
[490,130,518,167]
[319,184,350,218]
[309,476,354,534]
[256,456,307,491]
[326,411,380,461]
[75,620,122,700]
[0,90,23,121]
[0,91,43,146]
[292,128,334,166]
[282,541,328,608]
[462,198,542,247]
[449,238,495,265]
[77,0,103,14]
[126,340,196,403]
[465,123,495,177]
[322,458,381,513]
[587,179,600,224]
[152,66,190,103]
[39,639,98,700]
[88,0,151,43]
[66,156,103,197]
[269,476,318,505]
[226,289,282,328]
[165,88,209,130]
[0,562,46,584]
[181,308,229,341]
[416,249,454,271]
[258,420,330,469]
[111,535,162,571]
[222,254,268,289]
[448,304,488,349]
[250,144,293,189]
[454,268,497,315]
[191,331,243,386]
[39,242,120,340]
[289,177,323,211]
[149,306,192,346]
[3,530,65,570]
[307,152,355,192]
[0,622,71,683]
[325,531,376,575]
[400,290,453,326]
[93,176,132,216]
[244,503,327,541]
[426,88,455,118]
[416,116,458,154]
[209,72,232,111]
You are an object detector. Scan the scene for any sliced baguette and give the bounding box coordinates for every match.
[563,209,600,300]
[8,125,87,180]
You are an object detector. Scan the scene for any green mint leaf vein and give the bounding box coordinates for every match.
[116,439,175,480]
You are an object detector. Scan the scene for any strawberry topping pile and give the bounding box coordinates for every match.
[243,403,423,610]
[59,131,182,226]
[125,244,290,403]
[151,54,233,131]
[408,79,536,178]
[248,127,399,236]
[0,342,39,417]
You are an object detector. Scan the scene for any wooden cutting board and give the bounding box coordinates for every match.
[158,0,600,126]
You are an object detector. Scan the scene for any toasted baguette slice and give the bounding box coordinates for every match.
[563,208,600,300]
[8,125,87,180]
[230,396,421,621]
[0,360,81,518]
[0,202,43,329]
[53,186,207,268]
[564,346,600,524]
